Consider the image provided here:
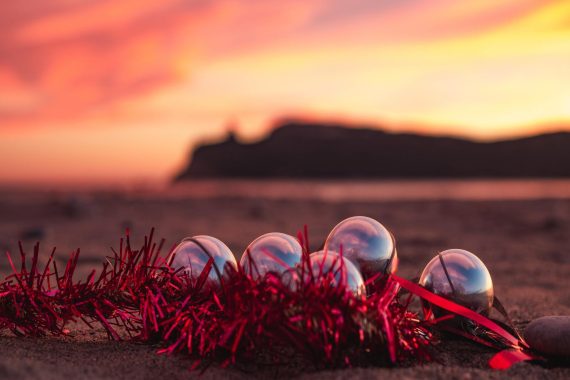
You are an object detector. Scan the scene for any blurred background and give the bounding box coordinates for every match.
[0,1,569,278]
[1,0,569,186]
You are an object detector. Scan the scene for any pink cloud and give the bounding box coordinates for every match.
[0,0,561,127]
[0,0,325,125]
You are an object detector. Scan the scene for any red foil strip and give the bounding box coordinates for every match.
[391,275,539,370]
[488,349,537,370]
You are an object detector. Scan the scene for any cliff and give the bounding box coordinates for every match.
[175,121,570,179]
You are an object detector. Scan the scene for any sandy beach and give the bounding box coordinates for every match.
[1,190,569,379]
[3,0,570,378]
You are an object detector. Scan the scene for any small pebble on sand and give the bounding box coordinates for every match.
[524,316,570,357]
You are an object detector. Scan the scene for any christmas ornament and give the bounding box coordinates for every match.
[418,249,494,316]
[310,251,366,295]
[282,251,365,295]
[169,235,237,288]
[240,232,303,280]
[323,216,398,283]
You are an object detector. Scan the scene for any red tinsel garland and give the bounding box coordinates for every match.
[0,229,535,370]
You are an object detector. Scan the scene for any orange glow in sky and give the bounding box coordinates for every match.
[1,0,569,184]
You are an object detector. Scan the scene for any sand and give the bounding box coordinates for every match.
[0,192,569,379]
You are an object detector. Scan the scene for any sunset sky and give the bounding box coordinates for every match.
[1,0,569,185]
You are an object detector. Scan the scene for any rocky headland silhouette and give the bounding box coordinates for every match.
[175,120,570,179]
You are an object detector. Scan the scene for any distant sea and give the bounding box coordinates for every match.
[2,179,569,202]
[160,179,570,202]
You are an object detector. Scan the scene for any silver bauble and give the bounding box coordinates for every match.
[170,235,237,288]
[323,216,398,283]
[281,251,365,296]
[309,251,366,296]
[241,232,303,280]
[419,249,494,316]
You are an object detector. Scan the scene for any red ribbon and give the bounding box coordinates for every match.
[488,349,536,370]
[390,275,538,370]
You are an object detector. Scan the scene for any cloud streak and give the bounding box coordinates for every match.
[2,0,565,125]
[0,0,569,183]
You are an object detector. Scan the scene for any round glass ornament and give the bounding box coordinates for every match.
[240,232,303,280]
[169,235,237,288]
[419,249,494,316]
[323,216,398,282]
[281,251,365,296]
[310,251,366,295]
